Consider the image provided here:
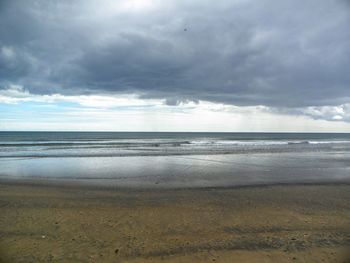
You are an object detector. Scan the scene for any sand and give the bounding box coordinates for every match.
[0,182,349,262]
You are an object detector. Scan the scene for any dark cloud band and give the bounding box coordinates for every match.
[1,0,349,108]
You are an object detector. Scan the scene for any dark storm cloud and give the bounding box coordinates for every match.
[0,0,350,108]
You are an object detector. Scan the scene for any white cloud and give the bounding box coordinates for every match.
[0,85,163,108]
[1,85,350,132]
[0,85,269,114]
[2,103,350,132]
[300,104,350,122]
[1,46,15,60]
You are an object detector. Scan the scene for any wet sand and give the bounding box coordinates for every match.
[0,182,349,262]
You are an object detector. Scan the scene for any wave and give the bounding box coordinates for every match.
[287,141,309,145]
[1,139,350,148]
[0,140,192,147]
[1,143,350,159]
[191,140,350,146]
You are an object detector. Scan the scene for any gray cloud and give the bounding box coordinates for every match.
[0,0,350,109]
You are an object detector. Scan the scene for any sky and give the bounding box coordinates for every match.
[0,0,350,132]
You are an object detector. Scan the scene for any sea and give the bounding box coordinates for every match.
[1,132,350,188]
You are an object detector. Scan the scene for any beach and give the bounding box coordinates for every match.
[2,0,350,260]
[0,182,349,262]
[1,132,350,262]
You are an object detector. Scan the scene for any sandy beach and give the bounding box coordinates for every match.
[0,182,349,263]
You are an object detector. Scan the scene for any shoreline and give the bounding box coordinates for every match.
[1,181,350,262]
[1,177,350,191]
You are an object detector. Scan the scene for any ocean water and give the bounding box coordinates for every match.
[0,132,350,187]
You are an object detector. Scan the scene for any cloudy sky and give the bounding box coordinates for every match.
[1,0,350,131]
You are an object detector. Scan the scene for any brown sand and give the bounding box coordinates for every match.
[0,183,349,262]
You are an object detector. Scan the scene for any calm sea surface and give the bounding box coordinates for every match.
[1,132,350,187]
